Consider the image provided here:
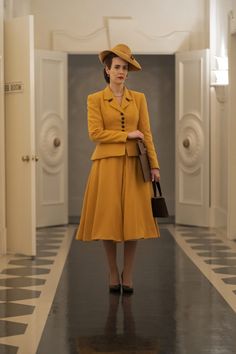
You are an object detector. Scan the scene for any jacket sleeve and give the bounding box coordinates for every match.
[88,94,128,143]
[137,94,160,169]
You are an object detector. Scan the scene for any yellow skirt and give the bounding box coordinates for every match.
[75,155,160,242]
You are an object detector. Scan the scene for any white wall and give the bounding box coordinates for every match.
[227,0,236,239]
[209,0,233,233]
[210,0,232,60]
[31,0,209,51]
[4,0,31,19]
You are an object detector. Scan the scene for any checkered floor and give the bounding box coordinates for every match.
[0,225,75,354]
[0,224,236,353]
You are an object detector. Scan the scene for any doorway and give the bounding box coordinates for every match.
[68,55,175,222]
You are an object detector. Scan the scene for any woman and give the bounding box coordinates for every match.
[76,43,160,294]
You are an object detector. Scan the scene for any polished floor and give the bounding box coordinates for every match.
[0,225,236,353]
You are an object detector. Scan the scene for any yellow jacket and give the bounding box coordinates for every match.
[88,86,159,169]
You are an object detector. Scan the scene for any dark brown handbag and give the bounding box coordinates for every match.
[137,139,151,182]
[151,181,169,218]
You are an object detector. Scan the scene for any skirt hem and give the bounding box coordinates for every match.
[75,234,160,242]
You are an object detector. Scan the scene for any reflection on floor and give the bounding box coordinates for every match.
[37,226,236,354]
[0,225,236,353]
[171,225,236,312]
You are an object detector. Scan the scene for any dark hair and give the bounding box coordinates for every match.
[103,52,119,83]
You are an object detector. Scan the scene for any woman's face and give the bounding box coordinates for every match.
[106,57,129,85]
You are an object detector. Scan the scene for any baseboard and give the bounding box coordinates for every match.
[211,206,227,229]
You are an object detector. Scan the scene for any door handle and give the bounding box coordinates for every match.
[22,155,30,162]
[183,138,190,148]
[53,137,61,148]
[32,155,39,162]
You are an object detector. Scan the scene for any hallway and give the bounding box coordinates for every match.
[0,225,236,353]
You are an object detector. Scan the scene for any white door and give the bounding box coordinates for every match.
[35,50,68,227]
[175,49,210,226]
[5,16,36,255]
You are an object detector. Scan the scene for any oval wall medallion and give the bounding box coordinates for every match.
[178,113,204,172]
[39,112,64,173]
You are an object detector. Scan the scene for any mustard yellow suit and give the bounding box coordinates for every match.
[76,86,160,241]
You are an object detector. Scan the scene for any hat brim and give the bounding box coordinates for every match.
[99,49,141,71]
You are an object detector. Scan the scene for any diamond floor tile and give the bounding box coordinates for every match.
[1,267,50,276]
[0,302,35,318]
[0,320,27,337]
[0,343,18,353]
[205,259,236,266]
[197,251,236,257]
[222,277,236,285]
[0,289,41,301]
[186,239,223,244]
[36,252,58,257]
[213,267,236,275]
[36,245,60,250]
[37,240,62,244]
[37,235,64,239]
[181,233,217,237]
[8,259,54,266]
[191,245,231,251]
[0,277,46,288]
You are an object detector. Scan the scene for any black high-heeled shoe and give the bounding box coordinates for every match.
[109,284,121,293]
[122,284,134,294]
[121,272,134,294]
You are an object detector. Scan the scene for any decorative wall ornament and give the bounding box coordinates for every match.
[108,18,190,53]
[52,27,108,52]
[211,56,228,85]
[52,17,190,54]
[211,56,229,104]
[39,112,64,173]
[230,10,236,35]
[211,85,228,104]
[178,113,204,172]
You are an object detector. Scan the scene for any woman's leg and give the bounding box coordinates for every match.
[123,241,137,286]
[103,241,120,285]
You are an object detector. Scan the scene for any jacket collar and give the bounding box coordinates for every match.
[103,86,132,112]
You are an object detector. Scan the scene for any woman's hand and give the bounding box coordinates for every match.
[151,168,160,182]
[127,130,144,140]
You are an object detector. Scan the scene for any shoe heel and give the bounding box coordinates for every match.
[109,284,121,293]
[121,272,134,294]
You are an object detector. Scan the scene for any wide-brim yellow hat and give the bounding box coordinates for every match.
[99,43,141,71]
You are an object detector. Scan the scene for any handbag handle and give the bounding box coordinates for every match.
[152,181,162,197]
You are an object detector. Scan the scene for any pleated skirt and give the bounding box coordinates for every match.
[75,154,160,242]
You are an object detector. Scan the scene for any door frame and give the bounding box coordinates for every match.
[227,33,236,240]
[0,0,6,254]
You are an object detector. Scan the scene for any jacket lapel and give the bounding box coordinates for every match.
[103,86,133,113]
[121,87,133,110]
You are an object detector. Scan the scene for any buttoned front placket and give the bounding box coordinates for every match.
[121,112,125,132]
[103,86,133,134]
